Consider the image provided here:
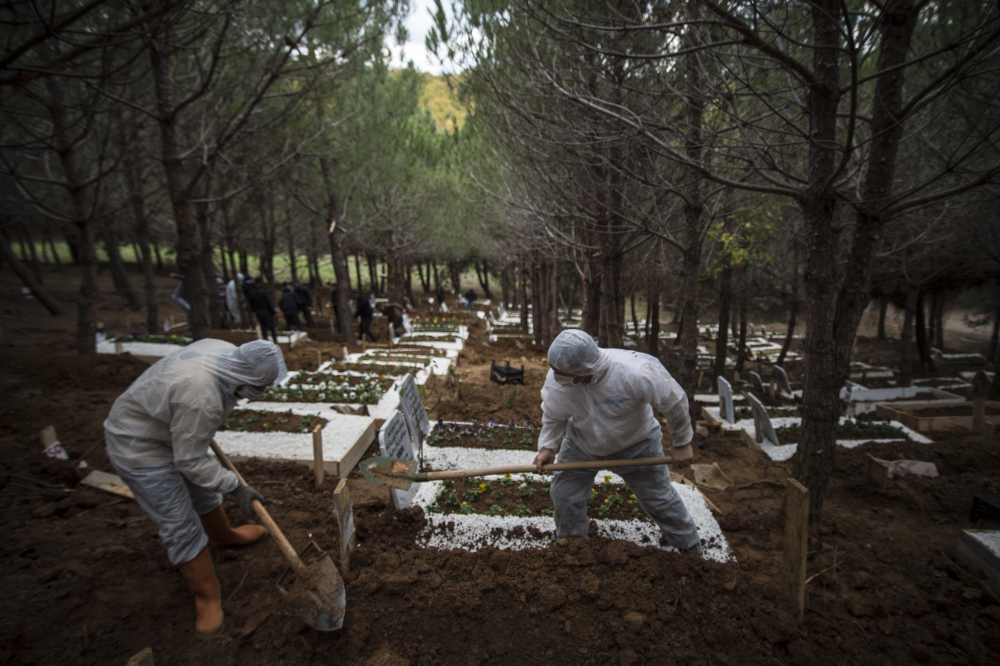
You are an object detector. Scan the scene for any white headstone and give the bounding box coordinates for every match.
[746,393,779,446]
[377,411,420,509]
[748,323,756,335]
[760,325,768,337]
[748,370,765,393]
[398,374,431,457]
[773,366,792,394]
[717,376,735,424]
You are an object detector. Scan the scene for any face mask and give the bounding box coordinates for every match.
[236,385,265,400]
[553,373,575,386]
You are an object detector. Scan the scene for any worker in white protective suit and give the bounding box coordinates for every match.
[104,339,287,638]
[533,330,702,558]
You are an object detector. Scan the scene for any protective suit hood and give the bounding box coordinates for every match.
[547,330,611,380]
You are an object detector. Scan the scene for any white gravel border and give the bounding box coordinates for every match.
[734,416,932,462]
[213,406,372,463]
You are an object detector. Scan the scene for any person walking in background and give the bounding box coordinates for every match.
[380,301,407,338]
[436,284,446,312]
[353,288,377,341]
[246,278,278,344]
[279,284,304,332]
[464,287,476,310]
[293,281,316,327]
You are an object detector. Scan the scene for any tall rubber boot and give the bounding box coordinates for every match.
[199,505,266,547]
[178,548,224,639]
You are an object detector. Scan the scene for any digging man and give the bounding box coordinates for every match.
[103,339,285,637]
[533,329,702,557]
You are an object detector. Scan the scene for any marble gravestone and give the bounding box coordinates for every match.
[746,393,779,446]
[760,325,768,337]
[378,411,420,509]
[717,376,736,424]
[398,373,431,463]
[748,370,765,393]
[773,366,792,394]
[748,323,756,335]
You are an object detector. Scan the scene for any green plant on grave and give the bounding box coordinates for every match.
[261,422,273,430]
[427,504,441,514]
[544,485,551,496]
[444,491,460,507]
[463,489,479,503]
[598,501,611,518]
[492,489,503,500]
[490,505,504,516]
[520,486,535,500]
[500,473,514,487]
[632,508,642,520]
[480,481,493,493]
[600,476,614,492]
[520,474,535,486]
[586,490,596,507]
[441,479,453,488]
[502,436,514,446]
[515,503,531,517]
[460,502,475,515]
[520,434,533,445]
[607,494,624,508]
[504,388,518,408]
[540,508,554,517]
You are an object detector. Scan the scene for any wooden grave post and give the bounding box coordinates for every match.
[972,399,985,434]
[126,648,154,666]
[334,478,356,572]
[255,322,263,340]
[783,479,810,622]
[115,340,123,355]
[39,426,68,460]
[312,424,324,487]
[315,349,322,370]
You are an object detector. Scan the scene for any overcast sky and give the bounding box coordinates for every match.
[395,0,452,74]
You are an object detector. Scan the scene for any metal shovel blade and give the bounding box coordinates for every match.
[288,555,346,631]
[360,456,419,490]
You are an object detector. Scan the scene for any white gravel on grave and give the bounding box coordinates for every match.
[412,478,733,563]
[96,341,186,357]
[735,416,933,462]
[971,531,1000,557]
[213,408,372,462]
[245,378,401,419]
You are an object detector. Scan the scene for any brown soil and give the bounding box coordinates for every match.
[3,266,1000,665]
[219,409,328,434]
[910,405,1000,418]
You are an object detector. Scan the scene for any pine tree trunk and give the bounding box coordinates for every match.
[649,286,660,358]
[520,262,529,333]
[124,150,158,333]
[196,195,220,329]
[319,156,355,343]
[714,265,732,380]
[877,297,888,340]
[915,289,934,372]
[735,287,748,372]
[898,284,918,386]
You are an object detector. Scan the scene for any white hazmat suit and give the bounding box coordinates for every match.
[540,330,700,550]
[104,339,285,564]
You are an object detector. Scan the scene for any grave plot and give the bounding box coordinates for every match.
[410,472,732,562]
[931,348,987,364]
[845,386,963,415]
[350,351,453,376]
[848,362,894,381]
[876,400,1000,431]
[96,334,191,361]
[955,529,1000,588]
[213,406,375,478]
[394,336,464,352]
[248,373,402,419]
[316,360,433,384]
[735,394,931,461]
[229,328,308,346]
[911,376,974,393]
[425,418,539,451]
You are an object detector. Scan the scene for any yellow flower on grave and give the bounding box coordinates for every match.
[627,500,633,505]
[479,483,486,493]
[604,475,611,483]
[630,494,636,501]
[504,473,511,479]
[591,488,597,494]
[603,499,609,504]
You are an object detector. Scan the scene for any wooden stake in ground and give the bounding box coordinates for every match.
[315,349,322,369]
[973,399,985,434]
[39,426,68,460]
[333,479,356,572]
[312,424,324,487]
[783,478,809,622]
[126,648,154,666]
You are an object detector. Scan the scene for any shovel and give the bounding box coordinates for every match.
[210,440,345,631]
[361,455,675,491]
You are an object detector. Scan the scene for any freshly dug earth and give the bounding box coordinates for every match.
[2,307,1000,665]
[218,410,328,434]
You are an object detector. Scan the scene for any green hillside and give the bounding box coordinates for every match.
[419,73,466,133]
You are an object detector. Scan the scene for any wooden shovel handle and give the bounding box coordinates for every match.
[210,440,304,571]
[425,456,674,482]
